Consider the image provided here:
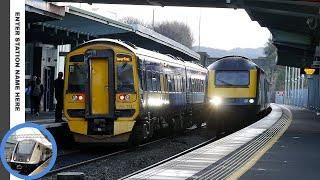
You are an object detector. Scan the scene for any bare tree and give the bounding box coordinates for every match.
[120,17,195,48]
[153,21,195,48]
[119,17,150,28]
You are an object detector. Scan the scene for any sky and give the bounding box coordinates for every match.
[57,3,271,50]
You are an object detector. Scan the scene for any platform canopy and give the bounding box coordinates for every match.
[45,0,320,67]
[26,0,200,61]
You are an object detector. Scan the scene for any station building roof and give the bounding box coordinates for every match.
[26,1,200,61]
[48,0,320,68]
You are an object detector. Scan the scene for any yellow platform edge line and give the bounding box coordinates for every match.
[228,105,293,180]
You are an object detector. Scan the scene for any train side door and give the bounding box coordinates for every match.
[85,50,115,118]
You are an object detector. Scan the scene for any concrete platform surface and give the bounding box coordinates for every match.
[241,106,320,180]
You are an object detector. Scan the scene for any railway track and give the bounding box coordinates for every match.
[46,118,262,178]
[47,137,169,175]
[46,123,209,176]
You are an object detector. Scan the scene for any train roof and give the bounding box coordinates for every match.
[17,139,52,149]
[78,38,207,72]
[184,61,207,72]
[207,56,259,71]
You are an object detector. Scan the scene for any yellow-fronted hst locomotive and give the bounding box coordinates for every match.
[64,38,207,144]
[205,56,270,132]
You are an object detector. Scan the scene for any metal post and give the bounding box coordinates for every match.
[288,67,291,105]
[297,68,301,106]
[294,68,298,106]
[301,74,304,107]
[285,66,287,104]
[298,68,300,106]
[293,68,296,106]
[291,67,295,105]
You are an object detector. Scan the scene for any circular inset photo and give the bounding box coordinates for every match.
[1,123,57,179]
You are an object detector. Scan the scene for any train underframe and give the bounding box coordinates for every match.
[205,105,262,134]
[71,104,205,145]
[129,105,204,145]
[9,162,39,175]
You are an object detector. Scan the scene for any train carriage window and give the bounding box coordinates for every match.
[201,80,204,92]
[195,79,198,92]
[178,77,180,92]
[174,76,178,92]
[180,77,183,92]
[164,74,168,92]
[168,75,174,92]
[117,62,134,92]
[152,72,160,91]
[191,79,195,92]
[141,69,146,91]
[137,58,145,91]
[147,70,153,91]
[181,77,185,92]
[195,79,197,92]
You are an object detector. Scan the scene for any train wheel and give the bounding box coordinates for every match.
[176,114,185,133]
[129,121,152,146]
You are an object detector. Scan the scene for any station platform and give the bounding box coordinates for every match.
[124,104,320,179]
[241,106,320,179]
[26,112,67,129]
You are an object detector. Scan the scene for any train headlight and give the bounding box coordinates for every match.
[119,94,125,101]
[78,95,84,101]
[26,158,30,162]
[72,94,85,101]
[249,99,255,104]
[210,97,222,106]
[119,94,130,101]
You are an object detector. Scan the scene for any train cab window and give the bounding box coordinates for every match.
[215,71,249,87]
[117,62,134,92]
[68,63,86,92]
[16,141,36,155]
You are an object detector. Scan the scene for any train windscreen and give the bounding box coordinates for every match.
[16,141,36,155]
[116,62,134,92]
[215,71,249,86]
[68,63,86,93]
